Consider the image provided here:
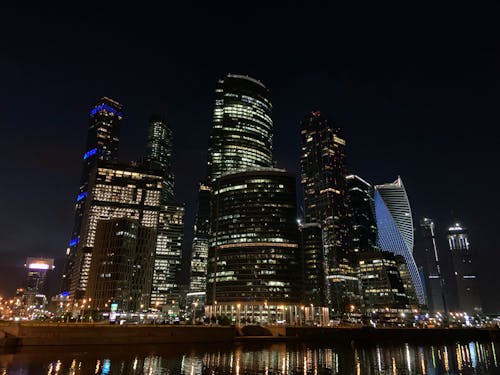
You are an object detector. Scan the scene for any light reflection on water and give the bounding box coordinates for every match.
[0,341,498,374]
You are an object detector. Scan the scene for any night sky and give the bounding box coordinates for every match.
[1,4,498,312]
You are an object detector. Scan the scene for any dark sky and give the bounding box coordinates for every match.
[1,3,499,312]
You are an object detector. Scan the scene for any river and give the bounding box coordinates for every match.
[0,340,498,374]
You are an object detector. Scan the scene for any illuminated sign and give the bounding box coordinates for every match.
[77,192,87,202]
[28,263,50,270]
[69,238,79,247]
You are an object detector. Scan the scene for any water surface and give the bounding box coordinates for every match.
[0,340,498,374]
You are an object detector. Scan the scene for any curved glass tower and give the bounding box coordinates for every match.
[374,177,425,304]
[207,74,273,182]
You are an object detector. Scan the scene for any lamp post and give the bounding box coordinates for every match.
[237,304,241,326]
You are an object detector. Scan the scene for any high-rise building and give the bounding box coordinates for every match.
[206,169,311,324]
[357,252,410,313]
[446,222,482,314]
[346,175,377,253]
[150,205,185,309]
[189,182,211,294]
[207,74,273,182]
[68,163,163,300]
[415,218,447,314]
[144,114,174,204]
[374,177,425,305]
[25,258,55,294]
[299,111,349,313]
[62,97,123,295]
[86,218,156,312]
[299,223,327,307]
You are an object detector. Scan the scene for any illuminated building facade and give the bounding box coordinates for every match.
[299,110,349,312]
[189,182,211,294]
[346,175,377,253]
[446,222,482,314]
[207,74,273,182]
[86,218,156,312]
[144,114,174,204]
[150,204,185,309]
[69,164,163,300]
[62,97,123,296]
[299,223,327,307]
[374,177,425,305]
[415,218,447,314]
[357,251,410,313]
[206,169,324,324]
[25,257,55,295]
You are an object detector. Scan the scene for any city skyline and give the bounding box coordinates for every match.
[1,3,498,314]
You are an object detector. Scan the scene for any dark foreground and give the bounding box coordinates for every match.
[1,340,499,374]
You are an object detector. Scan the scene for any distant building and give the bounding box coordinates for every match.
[357,252,410,313]
[86,218,156,312]
[144,114,174,204]
[207,74,273,183]
[415,218,447,314]
[151,204,185,309]
[189,182,211,295]
[346,175,377,253]
[299,111,349,312]
[374,177,425,305]
[299,223,327,307]
[446,222,482,314]
[25,257,55,296]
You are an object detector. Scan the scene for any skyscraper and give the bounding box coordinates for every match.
[86,218,156,312]
[62,97,124,297]
[68,164,163,300]
[446,222,482,314]
[299,223,327,307]
[150,205,185,309]
[415,218,446,314]
[206,169,304,324]
[374,177,425,305]
[144,114,174,204]
[346,175,377,253]
[207,74,273,182]
[189,182,211,294]
[299,111,349,312]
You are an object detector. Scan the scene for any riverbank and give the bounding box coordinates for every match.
[1,323,498,347]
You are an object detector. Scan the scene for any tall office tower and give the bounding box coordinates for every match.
[24,258,55,297]
[206,169,318,324]
[446,222,482,314]
[207,74,273,182]
[346,175,377,253]
[189,182,211,294]
[150,205,185,309]
[62,97,123,295]
[299,223,327,307]
[357,252,410,313]
[69,164,163,300]
[374,177,425,305]
[299,110,349,312]
[144,115,174,204]
[415,218,446,314]
[86,218,156,312]
[396,255,419,309]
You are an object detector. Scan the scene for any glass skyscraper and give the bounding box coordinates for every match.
[206,169,306,324]
[446,222,482,314]
[374,177,425,305]
[207,74,273,182]
[415,218,447,314]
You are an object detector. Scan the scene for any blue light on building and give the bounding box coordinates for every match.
[69,238,79,247]
[83,148,97,160]
[90,104,123,118]
[77,192,87,202]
